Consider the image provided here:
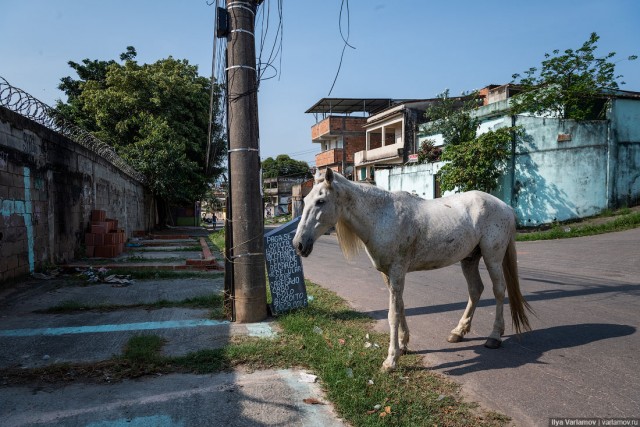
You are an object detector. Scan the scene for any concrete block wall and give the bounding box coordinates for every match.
[0,107,156,284]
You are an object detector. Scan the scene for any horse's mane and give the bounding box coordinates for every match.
[336,217,363,260]
[332,174,366,260]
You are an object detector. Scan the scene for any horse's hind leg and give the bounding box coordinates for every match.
[448,249,484,343]
[483,257,507,349]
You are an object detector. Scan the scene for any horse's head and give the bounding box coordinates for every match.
[293,168,340,257]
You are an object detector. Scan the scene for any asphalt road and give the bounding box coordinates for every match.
[301,228,640,426]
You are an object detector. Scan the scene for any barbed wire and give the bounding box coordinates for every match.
[0,76,146,183]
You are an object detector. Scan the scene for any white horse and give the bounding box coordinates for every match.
[292,168,532,371]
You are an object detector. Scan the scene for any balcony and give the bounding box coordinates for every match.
[315,148,343,168]
[354,142,404,166]
[311,116,367,142]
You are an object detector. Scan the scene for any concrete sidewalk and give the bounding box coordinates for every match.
[0,226,347,427]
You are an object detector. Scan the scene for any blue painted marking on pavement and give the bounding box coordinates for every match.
[86,415,184,427]
[0,319,229,337]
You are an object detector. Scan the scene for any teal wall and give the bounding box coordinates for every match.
[379,97,640,226]
[507,116,609,225]
[611,99,640,207]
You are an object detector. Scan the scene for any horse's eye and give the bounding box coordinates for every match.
[317,199,325,205]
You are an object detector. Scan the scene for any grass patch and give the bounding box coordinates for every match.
[208,230,225,254]
[10,282,508,426]
[104,269,223,280]
[134,246,203,252]
[122,334,167,364]
[38,293,225,319]
[122,256,188,263]
[517,210,640,241]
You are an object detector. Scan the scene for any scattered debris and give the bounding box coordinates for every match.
[345,368,353,378]
[437,394,447,401]
[379,406,392,417]
[31,268,61,280]
[302,398,324,405]
[364,342,372,348]
[367,379,374,385]
[103,275,133,286]
[76,267,133,286]
[312,326,323,335]
[299,373,318,383]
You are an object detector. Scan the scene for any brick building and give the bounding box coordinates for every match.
[306,98,394,179]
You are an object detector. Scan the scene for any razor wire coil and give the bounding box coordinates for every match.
[0,76,146,183]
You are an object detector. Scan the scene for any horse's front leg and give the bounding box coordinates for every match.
[381,271,407,372]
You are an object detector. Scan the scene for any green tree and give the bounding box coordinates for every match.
[261,155,310,178]
[423,89,480,147]
[511,32,637,120]
[424,90,519,193]
[55,47,226,216]
[439,127,520,193]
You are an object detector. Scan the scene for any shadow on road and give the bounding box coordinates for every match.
[417,323,636,376]
[362,280,640,320]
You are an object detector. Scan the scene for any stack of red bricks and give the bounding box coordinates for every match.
[85,210,126,258]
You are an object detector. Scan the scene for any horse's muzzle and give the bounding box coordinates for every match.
[294,239,314,257]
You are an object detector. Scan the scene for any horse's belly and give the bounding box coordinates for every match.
[410,257,458,272]
[409,240,477,272]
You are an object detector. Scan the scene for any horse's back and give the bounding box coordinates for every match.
[452,191,514,226]
[406,191,514,269]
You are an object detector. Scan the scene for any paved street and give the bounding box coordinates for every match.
[301,228,640,426]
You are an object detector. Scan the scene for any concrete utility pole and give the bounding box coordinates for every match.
[226,0,267,323]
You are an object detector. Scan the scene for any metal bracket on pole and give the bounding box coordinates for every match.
[225,65,257,72]
[231,29,255,37]
[227,2,255,15]
[228,147,259,153]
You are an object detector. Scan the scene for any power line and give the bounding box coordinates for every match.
[328,0,355,96]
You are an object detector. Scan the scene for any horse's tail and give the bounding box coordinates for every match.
[503,236,534,333]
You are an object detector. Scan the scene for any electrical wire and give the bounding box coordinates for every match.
[328,0,355,96]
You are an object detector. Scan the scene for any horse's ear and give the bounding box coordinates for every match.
[325,168,334,186]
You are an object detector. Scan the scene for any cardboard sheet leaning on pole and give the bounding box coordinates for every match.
[225,0,267,323]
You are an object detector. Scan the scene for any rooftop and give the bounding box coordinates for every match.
[305,98,397,115]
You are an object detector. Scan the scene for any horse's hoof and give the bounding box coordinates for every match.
[447,333,463,343]
[484,338,502,349]
[381,360,396,372]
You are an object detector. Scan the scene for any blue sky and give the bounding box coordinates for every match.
[2,0,639,166]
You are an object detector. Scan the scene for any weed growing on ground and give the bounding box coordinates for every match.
[517,210,640,241]
[105,270,223,280]
[38,293,225,319]
[2,282,508,426]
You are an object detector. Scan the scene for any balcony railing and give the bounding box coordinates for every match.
[354,142,403,165]
[315,148,343,167]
